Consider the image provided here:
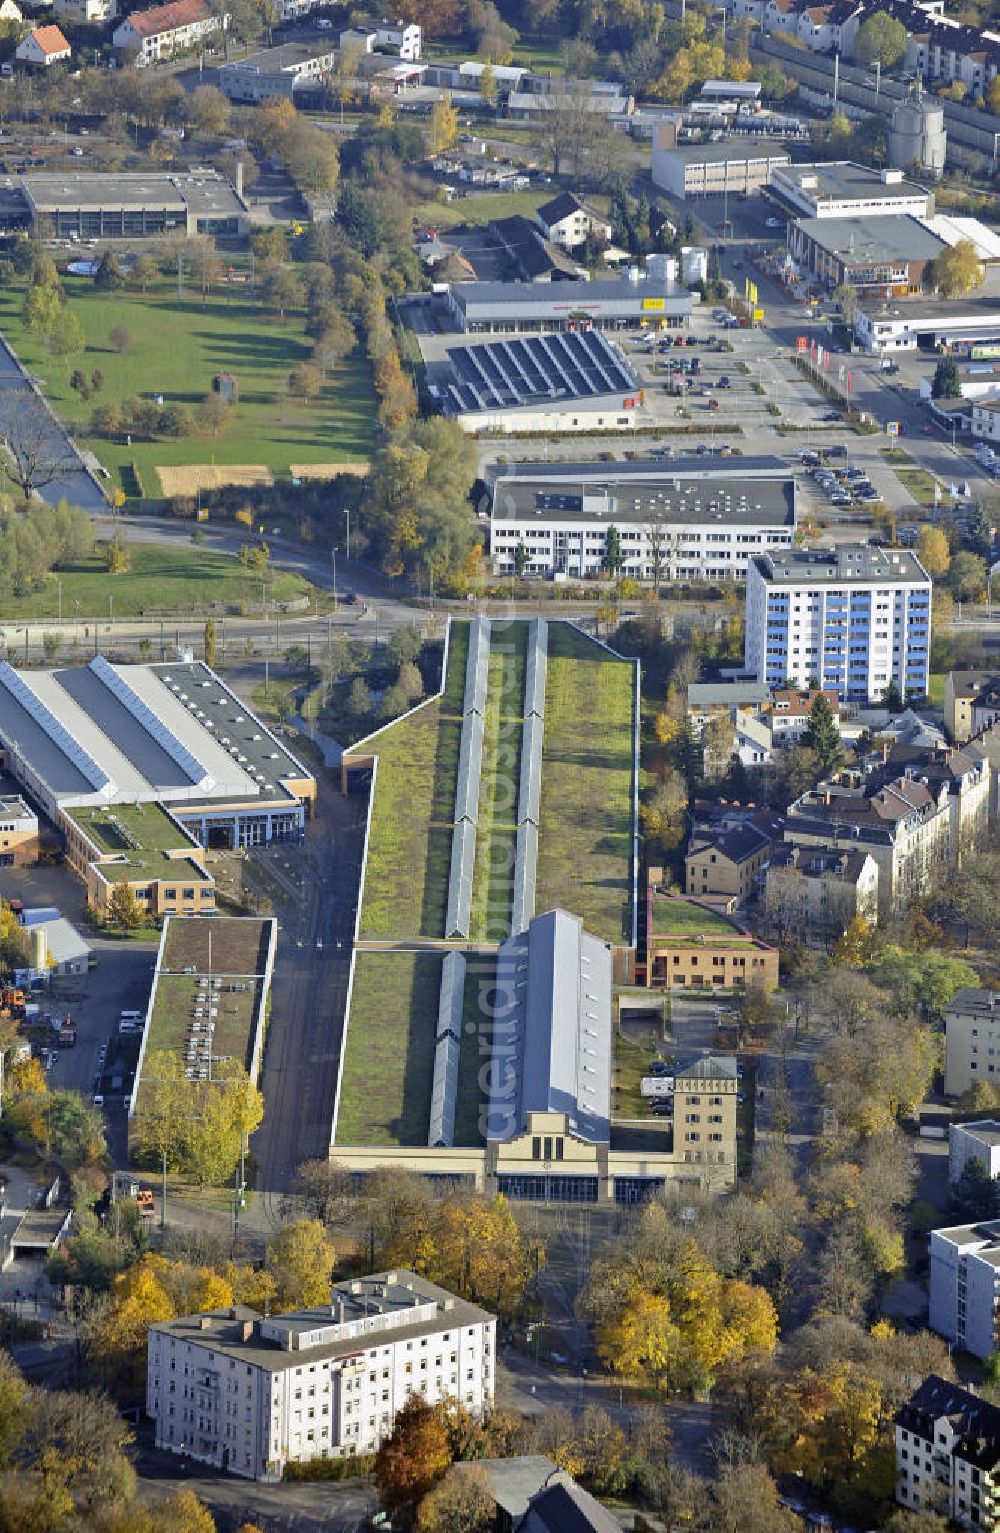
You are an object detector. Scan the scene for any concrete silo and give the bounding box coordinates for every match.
[889,97,947,178]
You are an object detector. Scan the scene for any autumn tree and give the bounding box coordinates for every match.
[916,524,951,577]
[641,768,688,854]
[375,1397,453,1519]
[190,83,230,138]
[427,93,459,154]
[107,882,142,930]
[833,915,875,967]
[933,238,984,298]
[265,1219,336,1310]
[203,618,217,669]
[592,1238,778,1393]
[417,1464,495,1533]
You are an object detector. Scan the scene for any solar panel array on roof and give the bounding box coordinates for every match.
[428,1031,460,1148]
[463,616,491,716]
[0,662,110,794]
[445,819,477,939]
[511,820,538,937]
[454,712,484,827]
[510,619,547,935]
[88,656,209,789]
[428,951,465,1148]
[446,621,494,937]
[524,618,547,719]
[443,331,639,416]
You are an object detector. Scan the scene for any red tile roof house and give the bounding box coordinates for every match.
[112,0,226,63]
[15,24,71,66]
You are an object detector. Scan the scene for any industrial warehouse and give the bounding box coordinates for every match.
[0,658,316,913]
[442,277,693,334]
[0,170,250,240]
[487,455,798,579]
[431,330,645,433]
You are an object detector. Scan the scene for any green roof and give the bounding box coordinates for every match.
[67,801,196,856]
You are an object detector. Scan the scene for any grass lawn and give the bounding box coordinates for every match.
[1,544,315,622]
[335,952,442,1145]
[0,275,375,500]
[357,623,470,940]
[652,898,739,937]
[469,623,527,942]
[893,464,941,508]
[612,1031,659,1120]
[416,187,552,229]
[535,624,634,942]
[928,672,946,707]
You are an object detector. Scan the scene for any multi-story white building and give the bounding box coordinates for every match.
[930,1219,1000,1359]
[146,1271,496,1482]
[744,546,932,702]
[770,161,933,220]
[652,131,791,201]
[896,1374,1000,1528]
[374,19,421,58]
[113,0,225,63]
[489,464,796,581]
[945,988,1000,1098]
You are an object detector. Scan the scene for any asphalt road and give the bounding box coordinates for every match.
[249,770,366,1213]
[0,338,107,515]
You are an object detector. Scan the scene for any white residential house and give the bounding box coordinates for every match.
[112,0,225,63]
[374,18,421,58]
[0,0,23,21]
[147,1271,495,1481]
[945,989,1000,1098]
[535,191,613,250]
[795,0,864,53]
[895,1374,1000,1527]
[54,0,115,19]
[15,23,71,65]
[762,0,800,34]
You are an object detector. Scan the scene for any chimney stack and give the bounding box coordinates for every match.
[236,159,244,200]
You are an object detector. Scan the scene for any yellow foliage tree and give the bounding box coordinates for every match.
[597,1293,679,1378]
[833,915,874,968]
[266,1220,337,1311]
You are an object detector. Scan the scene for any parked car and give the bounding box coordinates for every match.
[718,375,731,389]
[707,397,720,410]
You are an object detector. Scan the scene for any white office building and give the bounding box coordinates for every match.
[146,1271,496,1482]
[770,161,933,220]
[489,459,796,580]
[930,1219,1000,1359]
[744,546,932,702]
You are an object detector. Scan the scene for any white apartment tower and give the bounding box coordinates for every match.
[146,1271,496,1481]
[744,546,932,703]
[930,1220,1000,1360]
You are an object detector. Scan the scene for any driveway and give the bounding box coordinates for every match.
[0,338,107,514]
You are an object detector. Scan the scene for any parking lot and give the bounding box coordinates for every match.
[1,859,157,1142]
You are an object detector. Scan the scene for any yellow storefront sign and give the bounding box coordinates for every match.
[642,297,666,311]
